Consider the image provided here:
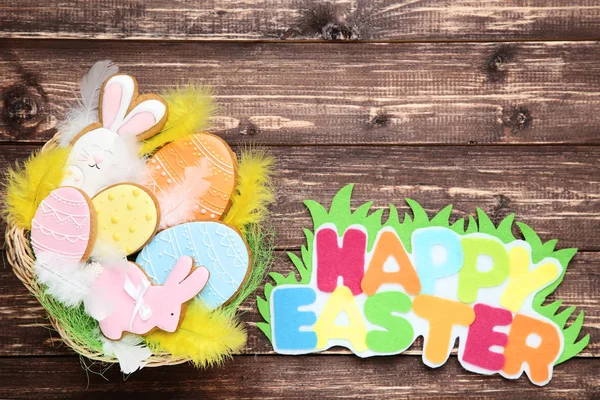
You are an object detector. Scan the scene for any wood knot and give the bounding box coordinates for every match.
[485,45,515,83]
[321,22,359,41]
[1,84,45,134]
[369,111,391,127]
[502,106,533,132]
[289,2,361,40]
[239,119,258,136]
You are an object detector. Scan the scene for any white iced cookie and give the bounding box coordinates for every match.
[61,74,168,197]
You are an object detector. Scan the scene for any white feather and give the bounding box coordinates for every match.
[101,334,152,374]
[113,136,149,186]
[80,60,119,117]
[58,60,119,147]
[89,240,128,266]
[156,163,212,229]
[57,107,94,147]
[33,253,103,307]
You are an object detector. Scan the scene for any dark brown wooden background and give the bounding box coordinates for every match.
[0,1,599,399]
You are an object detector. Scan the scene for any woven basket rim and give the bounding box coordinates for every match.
[5,134,188,367]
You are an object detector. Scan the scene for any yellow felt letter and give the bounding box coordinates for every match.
[500,246,560,312]
[314,285,368,352]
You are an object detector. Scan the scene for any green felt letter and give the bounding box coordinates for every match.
[458,238,509,303]
[364,291,414,353]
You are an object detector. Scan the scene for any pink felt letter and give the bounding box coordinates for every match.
[463,303,513,372]
[316,227,366,295]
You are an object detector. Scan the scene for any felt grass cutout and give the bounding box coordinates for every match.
[257,184,589,364]
[517,222,588,365]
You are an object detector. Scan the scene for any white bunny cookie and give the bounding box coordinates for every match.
[62,74,168,197]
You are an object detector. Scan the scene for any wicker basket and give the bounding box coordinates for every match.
[5,134,187,368]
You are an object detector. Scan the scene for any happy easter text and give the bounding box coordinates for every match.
[269,225,564,386]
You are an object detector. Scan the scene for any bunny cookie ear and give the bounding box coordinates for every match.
[164,256,195,287]
[178,266,210,302]
[99,74,168,140]
[164,256,210,301]
[100,74,136,130]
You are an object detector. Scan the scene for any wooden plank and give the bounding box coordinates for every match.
[0,355,597,399]
[2,40,600,145]
[1,144,599,250]
[1,1,599,41]
[2,249,598,357]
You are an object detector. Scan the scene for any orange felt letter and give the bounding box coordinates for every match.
[413,294,475,366]
[361,230,421,296]
[503,314,562,385]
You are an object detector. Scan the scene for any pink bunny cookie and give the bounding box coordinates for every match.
[88,256,209,340]
[62,74,168,197]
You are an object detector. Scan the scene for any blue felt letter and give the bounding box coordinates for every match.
[272,286,318,351]
[413,227,464,295]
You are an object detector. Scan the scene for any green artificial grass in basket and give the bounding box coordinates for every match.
[221,223,275,317]
[36,221,275,355]
[36,289,103,353]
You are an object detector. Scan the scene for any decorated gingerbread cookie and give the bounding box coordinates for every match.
[136,221,251,310]
[86,256,209,340]
[4,61,275,375]
[30,187,96,262]
[145,133,237,224]
[62,74,168,197]
[92,183,159,256]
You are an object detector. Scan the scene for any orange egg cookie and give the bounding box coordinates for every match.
[146,133,237,222]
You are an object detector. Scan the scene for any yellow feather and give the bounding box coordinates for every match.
[3,147,69,229]
[139,85,215,155]
[223,149,275,233]
[145,301,246,368]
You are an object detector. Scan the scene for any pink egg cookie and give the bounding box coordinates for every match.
[30,187,96,262]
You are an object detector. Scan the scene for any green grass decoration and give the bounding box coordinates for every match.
[221,223,275,317]
[37,222,275,355]
[517,222,587,364]
[36,288,104,353]
[257,184,589,364]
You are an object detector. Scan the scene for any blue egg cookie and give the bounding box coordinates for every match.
[136,221,251,310]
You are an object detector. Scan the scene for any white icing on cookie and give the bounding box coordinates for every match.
[63,128,121,196]
[60,74,167,197]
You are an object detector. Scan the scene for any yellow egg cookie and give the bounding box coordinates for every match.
[92,183,159,255]
[145,132,237,223]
